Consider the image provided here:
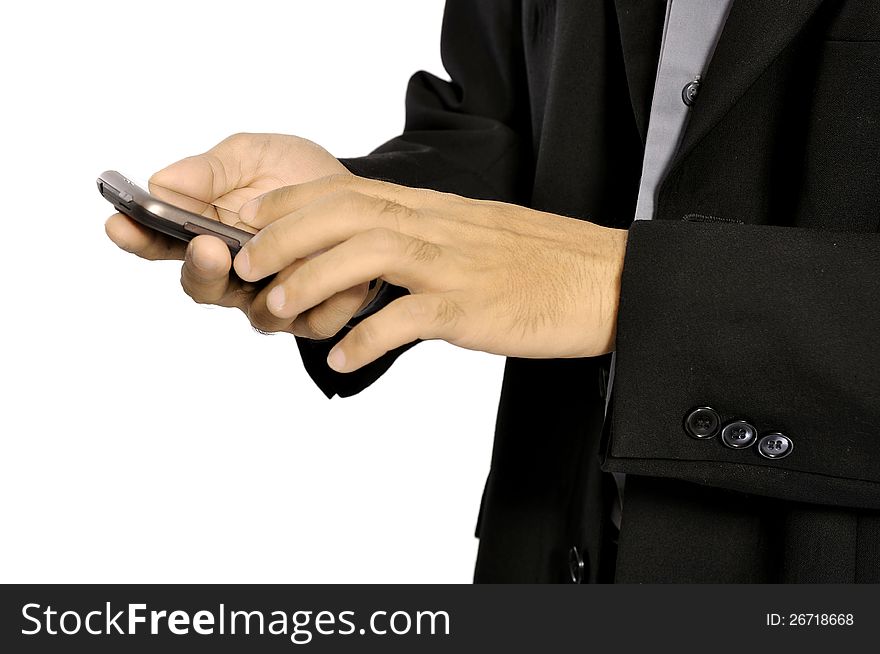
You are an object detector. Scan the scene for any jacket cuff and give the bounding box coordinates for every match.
[603,219,880,510]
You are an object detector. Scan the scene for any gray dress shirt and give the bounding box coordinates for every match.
[609,0,734,530]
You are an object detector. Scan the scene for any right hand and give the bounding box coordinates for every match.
[104,133,379,338]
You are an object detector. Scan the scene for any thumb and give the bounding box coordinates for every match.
[148,133,264,211]
[148,154,228,215]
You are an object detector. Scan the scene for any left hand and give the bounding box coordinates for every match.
[234,175,628,373]
[103,133,375,340]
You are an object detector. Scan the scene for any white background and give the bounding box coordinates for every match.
[0,0,505,583]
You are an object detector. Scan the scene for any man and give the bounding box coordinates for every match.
[106,0,880,582]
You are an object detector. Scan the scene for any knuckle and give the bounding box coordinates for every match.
[395,295,459,338]
[331,189,365,214]
[377,198,418,230]
[325,295,359,323]
[377,198,402,215]
[377,198,421,237]
[366,227,399,253]
[324,173,353,189]
[400,296,428,324]
[305,308,345,340]
[352,318,380,349]
[261,186,297,216]
[404,238,441,263]
[179,274,210,305]
[224,131,254,147]
[247,306,282,334]
[433,296,463,327]
[377,197,408,216]
[229,286,254,308]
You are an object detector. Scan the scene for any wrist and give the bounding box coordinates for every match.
[600,227,629,354]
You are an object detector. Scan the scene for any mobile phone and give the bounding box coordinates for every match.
[97,170,254,256]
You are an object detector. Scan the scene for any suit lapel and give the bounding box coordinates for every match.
[613,0,827,153]
[669,0,827,171]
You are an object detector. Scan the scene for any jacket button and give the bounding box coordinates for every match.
[758,433,793,459]
[598,365,610,399]
[721,420,758,449]
[682,76,701,106]
[684,407,721,439]
[568,546,586,584]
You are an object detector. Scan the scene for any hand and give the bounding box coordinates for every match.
[233,175,629,372]
[104,133,382,338]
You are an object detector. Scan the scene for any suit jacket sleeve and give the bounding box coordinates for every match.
[294,0,529,399]
[604,219,880,509]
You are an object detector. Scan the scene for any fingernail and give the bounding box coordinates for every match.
[235,250,251,278]
[327,347,346,372]
[267,286,286,313]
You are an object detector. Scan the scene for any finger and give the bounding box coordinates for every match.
[150,157,262,228]
[247,256,370,337]
[238,174,431,229]
[238,174,351,229]
[289,284,370,340]
[180,235,233,304]
[265,229,443,319]
[105,213,186,261]
[248,291,295,334]
[234,191,436,282]
[246,261,306,333]
[149,153,229,215]
[326,294,461,373]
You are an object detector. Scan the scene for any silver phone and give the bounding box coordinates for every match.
[97,170,254,256]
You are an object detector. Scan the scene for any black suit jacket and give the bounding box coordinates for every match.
[295,0,880,582]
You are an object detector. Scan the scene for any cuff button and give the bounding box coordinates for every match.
[568,546,587,584]
[721,420,758,449]
[758,433,793,459]
[684,407,721,439]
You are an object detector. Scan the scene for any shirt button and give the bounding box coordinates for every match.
[684,406,721,439]
[758,433,794,459]
[682,76,701,106]
[721,420,758,449]
[568,546,587,584]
